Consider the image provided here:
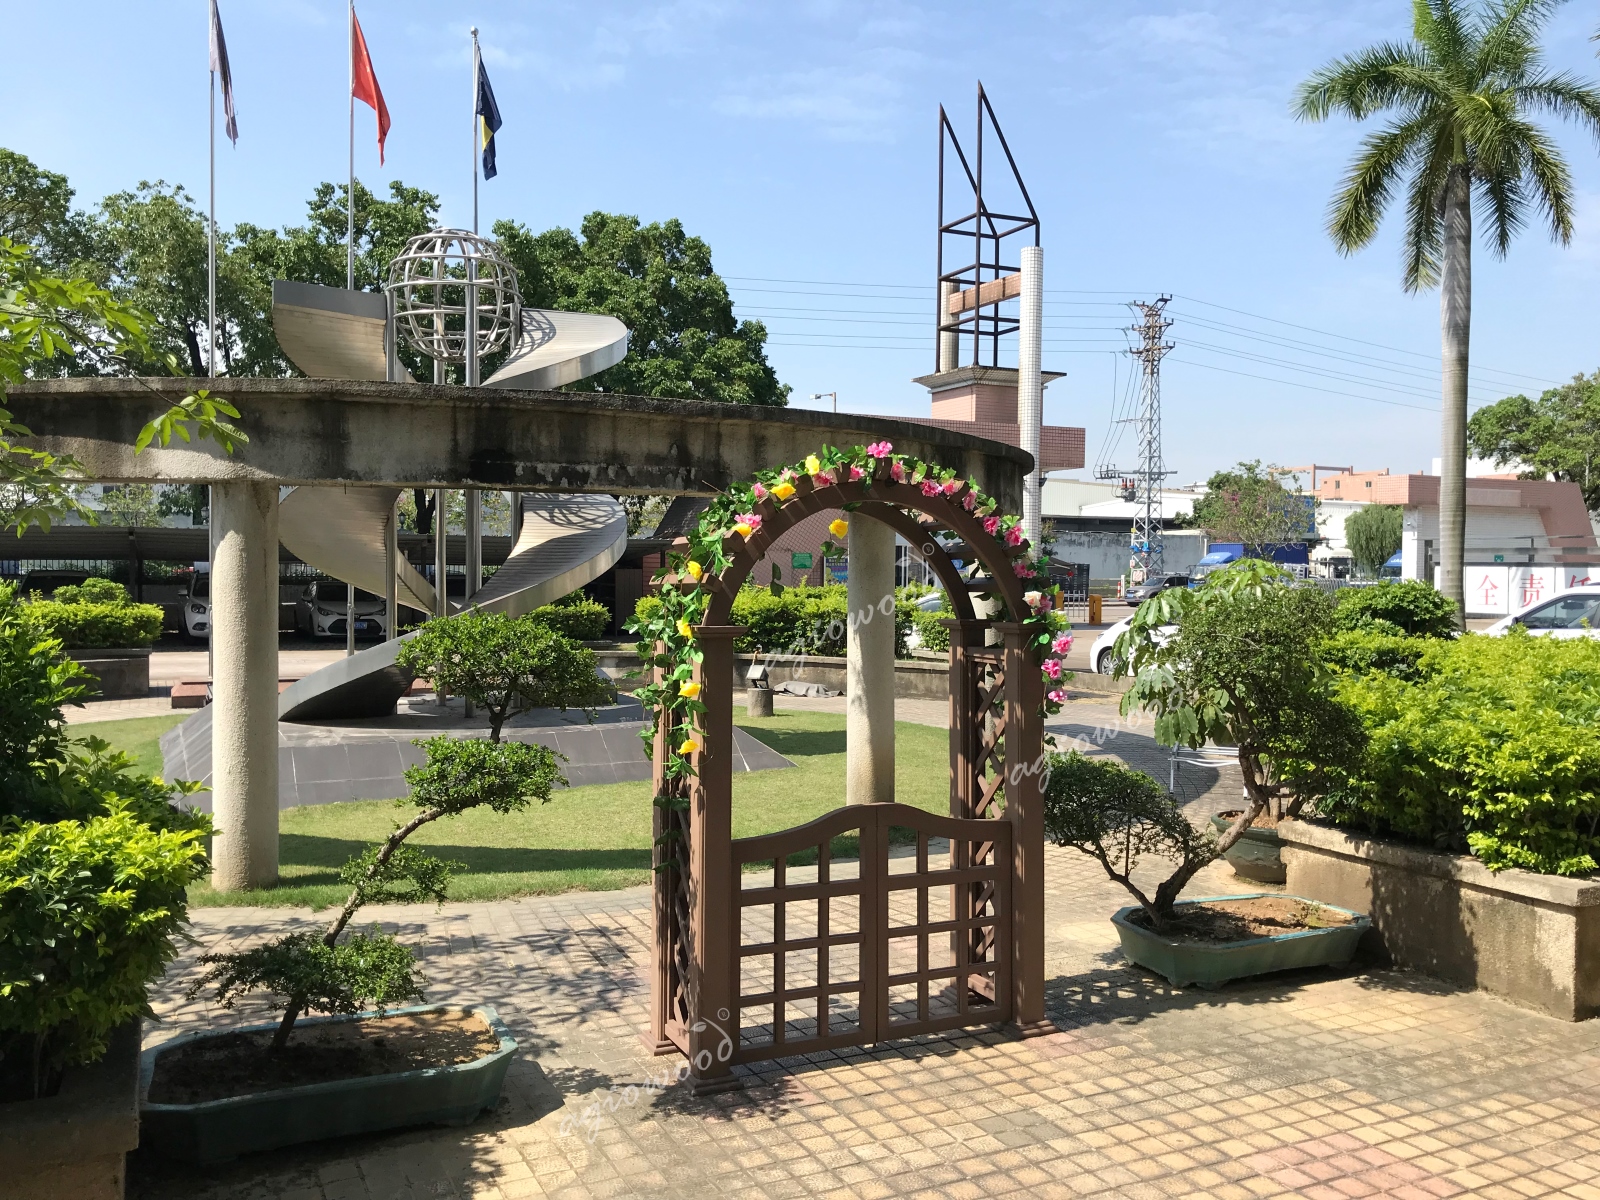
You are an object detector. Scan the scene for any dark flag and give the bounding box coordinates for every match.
[476,57,502,179]
[209,0,238,144]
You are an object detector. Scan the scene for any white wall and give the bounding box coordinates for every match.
[1049,528,1209,582]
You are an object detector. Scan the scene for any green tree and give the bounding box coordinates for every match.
[494,212,789,406]
[1468,370,1600,513]
[96,484,162,527]
[1294,0,1600,627]
[1190,461,1313,551]
[1344,503,1403,576]
[0,148,90,269]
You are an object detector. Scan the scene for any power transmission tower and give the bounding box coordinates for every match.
[1096,296,1175,580]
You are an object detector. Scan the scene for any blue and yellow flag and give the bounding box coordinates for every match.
[476,57,502,180]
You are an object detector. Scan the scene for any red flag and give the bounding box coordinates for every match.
[351,7,389,166]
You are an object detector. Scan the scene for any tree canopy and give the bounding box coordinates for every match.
[1469,371,1600,514]
[1344,503,1403,576]
[1190,461,1314,551]
[494,212,788,406]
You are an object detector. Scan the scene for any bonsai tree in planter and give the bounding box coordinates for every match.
[193,612,606,1051]
[396,609,614,742]
[1042,751,1217,932]
[1112,559,1366,851]
[192,735,563,1049]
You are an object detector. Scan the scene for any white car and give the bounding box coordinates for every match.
[1089,615,1176,675]
[294,580,387,641]
[1483,586,1600,639]
[179,573,210,641]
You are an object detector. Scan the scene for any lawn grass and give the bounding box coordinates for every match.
[190,710,951,909]
[73,712,190,778]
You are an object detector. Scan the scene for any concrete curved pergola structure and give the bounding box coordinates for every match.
[8,377,1031,892]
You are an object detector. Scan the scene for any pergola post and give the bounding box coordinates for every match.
[209,481,281,892]
[944,618,991,820]
[686,624,744,1092]
[998,621,1049,1033]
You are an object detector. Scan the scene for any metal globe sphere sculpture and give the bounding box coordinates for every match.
[386,228,521,365]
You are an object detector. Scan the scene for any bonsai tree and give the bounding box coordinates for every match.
[397,608,614,742]
[1042,751,1216,932]
[191,735,564,1050]
[1113,559,1366,844]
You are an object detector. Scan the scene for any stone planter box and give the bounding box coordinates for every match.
[1112,894,1369,988]
[1280,820,1600,1020]
[68,648,151,700]
[0,1020,141,1200]
[138,1004,516,1163]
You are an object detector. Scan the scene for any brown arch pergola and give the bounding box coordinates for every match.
[648,460,1051,1091]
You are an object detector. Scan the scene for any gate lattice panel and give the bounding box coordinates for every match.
[730,803,1013,1063]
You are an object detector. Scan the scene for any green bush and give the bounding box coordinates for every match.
[0,807,209,1095]
[528,596,610,641]
[1334,580,1458,638]
[1320,628,1431,681]
[1322,632,1600,875]
[641,585,917,658]
[24,585,164,649]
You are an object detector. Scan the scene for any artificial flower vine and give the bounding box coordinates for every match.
[625,441,1073,868]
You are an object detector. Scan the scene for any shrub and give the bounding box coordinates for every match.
[641,584,917,659]
[1042,751,1216,930]
[528,596,610,641]
[0,807,209,1097]
[397,609,614,741]
[23,585,164,649]
[1334,580,1458,638]
[1117,559,1366,824]
[193,734,564,1050]
[1319,628,1431,681]
[1322,631,1600,875]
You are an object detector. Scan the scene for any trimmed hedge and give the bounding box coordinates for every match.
[635,584,916,658]
[1319,628,1431,681]
[1322,631,1600,875]
[1334,580,1458,638]
[23,580,163,649]
[527,597,610,641]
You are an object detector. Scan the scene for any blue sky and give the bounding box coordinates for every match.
[8,1,1600,484]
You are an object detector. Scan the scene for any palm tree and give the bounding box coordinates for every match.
[1294,0,1600,625]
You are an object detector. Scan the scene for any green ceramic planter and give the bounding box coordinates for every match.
[139,1004,516,1163]
[1210,812,1287,884]
[1112,893,1369,988]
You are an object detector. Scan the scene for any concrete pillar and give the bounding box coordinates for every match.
[434,488,449,618]
[464,489,482,599]
[210,481,280,891]
[846,515,895,805]
[1018,245,1044,550]
[384,497,398,641]
[938,281,958,373]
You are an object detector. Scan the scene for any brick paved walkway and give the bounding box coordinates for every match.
[128,696,1600,1199]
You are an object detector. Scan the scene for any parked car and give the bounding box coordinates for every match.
[17,568,90,599]
[178,572,210,640]
[1125,574,1191,604]
[1483,586,1600,640]
[1089,615,1177,675]
[294,580,387,640]
[912,590,947,612]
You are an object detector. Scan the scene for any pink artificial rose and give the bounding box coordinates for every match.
[814,470,835,486]
[962,492,977,511]
[1013,561,1035,578]
[1052,633,1073,655]
[751,482,768,500]
[890,461,906,482]
[866,440,894,458]
[734,511,763,534]
[847,463,865,481]
[1047,688,1067,704]
[942,479,962,496]
[982,515,1000,536]
[1042,658,1063,680]
[919,479,941,498]
[1004,525,1024,547]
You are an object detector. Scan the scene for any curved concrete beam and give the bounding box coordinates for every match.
[271,280,392,382]
[7,378,1029,512]
[484,309,629,391]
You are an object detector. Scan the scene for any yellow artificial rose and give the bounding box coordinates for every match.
[677,737,700,756]
[733,522,753,538]
[679,680,702,699]
[676,618,694,640]
[828,518,849,539]
[685,560,703,581]
[771,481,796,500]
[804,454,821,475]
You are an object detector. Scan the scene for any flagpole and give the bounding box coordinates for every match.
[471,28,480,236]
[209,60,216,380]
[347,0,355,290]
